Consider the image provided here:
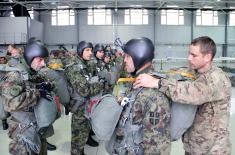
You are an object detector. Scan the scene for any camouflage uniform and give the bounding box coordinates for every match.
[95,59,105,73]
[0,63,48,155]
[159,64,231,155]
[64,56,103,155]
[115,55,128,78]
[115,67,171,155]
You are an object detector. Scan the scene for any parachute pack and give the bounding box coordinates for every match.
[152,68,198,141]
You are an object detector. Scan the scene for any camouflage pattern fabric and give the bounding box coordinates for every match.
[95,59,105,73]
[9,136,47,155]
[71,104,90,155]
[1,63,54,155]
[115,56,128,78]
[87,58,97,76]
[160,64,231,154]
[115,67,171,155]
[65,57,103,97]
[64,56,103,154]
[138,88,171,155]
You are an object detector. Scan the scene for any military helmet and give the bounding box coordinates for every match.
[104,51,111,58]
[124,37,154,70]
[77,41,93,57]
[28,37,41,44]
[94,44,104,56]
[24,41,49,66]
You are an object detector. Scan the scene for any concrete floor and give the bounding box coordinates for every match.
[0,88,234,155]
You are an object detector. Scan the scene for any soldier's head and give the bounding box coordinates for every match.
[188,36,216,72]
[105,45,111,52]
[104,52,111,63]
[77,41,93,61]
[123,37,154,73]
[94,44,104,60]
[24,41,49,71]
[0,51,7,64]
[7,44,16,54]
[7,44,20,57]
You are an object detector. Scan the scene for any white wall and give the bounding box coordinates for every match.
[29,19,44,42]
[40,9,234,58]
[40,12,78,45]
[0,17,28,44]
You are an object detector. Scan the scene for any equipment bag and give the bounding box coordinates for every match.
[170,102,197,141]
[34,97,59,134]
[89,94,123,141]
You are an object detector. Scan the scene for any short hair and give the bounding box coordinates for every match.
[9,44,16,49]
[191,36,216,60]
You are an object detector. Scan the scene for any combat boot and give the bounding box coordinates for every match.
[47,142,56,151]
[2,119,8,130]
[86,130,99,147]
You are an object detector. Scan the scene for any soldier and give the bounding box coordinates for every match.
[114,37,171,155]
[64,41,104,155]
[0,50,9,130]
[28,38,58,152]
[93,43,105,73]
[134,36,232,155]
[0,41,58,155]
[7,44,23,67]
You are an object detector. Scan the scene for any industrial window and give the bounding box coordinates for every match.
[161,9,184,25]
[51,6,75,26]
[229,9,235,26]
[88,8,112,25]
[124,9,148,25]
[196,10,218,25]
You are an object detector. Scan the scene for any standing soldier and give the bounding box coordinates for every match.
[114,37,171,154]
[64,41,104,155]
[1,41,58,155]
[0,50,9,130]
[134,36,232,155]
[93,43,105,73]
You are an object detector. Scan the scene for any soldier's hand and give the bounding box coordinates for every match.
[134,74,159,89]
[39,89,53,101]
[36,82,52,91]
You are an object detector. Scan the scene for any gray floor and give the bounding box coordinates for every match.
[1,88,235,155]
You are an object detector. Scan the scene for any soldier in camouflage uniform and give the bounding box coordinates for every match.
[64,41,104,155]
[0,41,55,155]
[0,50,9,130]
[115,37,171,155]
[134,36,232,155]
[93,43,105,73]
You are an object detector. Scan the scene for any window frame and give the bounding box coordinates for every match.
[160,9,184,25]
[87,8,112,25]
[51,6,75,26]
[196,9,218,26]
[124,9,149,25]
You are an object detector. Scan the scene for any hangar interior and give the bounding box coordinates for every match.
[0,0,235,155]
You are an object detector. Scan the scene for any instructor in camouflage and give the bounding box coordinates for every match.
[115,37,171,155]
[64,41,103,155]
[134,36,232,155]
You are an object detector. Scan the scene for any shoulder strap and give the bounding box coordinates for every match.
[119,87,143,126]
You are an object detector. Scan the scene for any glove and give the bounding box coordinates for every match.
[39,89,52,101]
[36,82,52,91]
